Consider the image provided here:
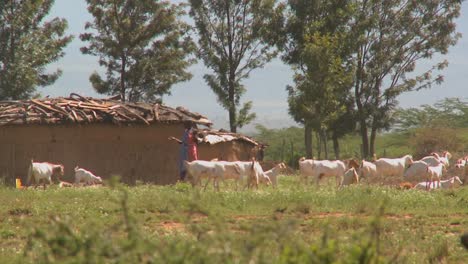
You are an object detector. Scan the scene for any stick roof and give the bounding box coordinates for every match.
[0,93,213,127]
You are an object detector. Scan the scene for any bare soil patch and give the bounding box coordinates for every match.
[160,221,185,231]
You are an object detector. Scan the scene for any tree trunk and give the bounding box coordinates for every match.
[332,133,340,160]
[304,124,313,159]
[370,125,377,158]
[228,74,236,132]
[323,129,328,160]
[281,138,285,161]
[226,3,237,133]
[290,140,294,167]
[355,47,369,159]
[229,104,236,133]
[316,132,321,159]
[369,78,382,158]
[228,68,236,132]
[360,119,369,158]
[120,55,126,102]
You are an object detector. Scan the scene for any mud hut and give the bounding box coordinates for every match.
[0,94,261,185]
[196,129,264,162]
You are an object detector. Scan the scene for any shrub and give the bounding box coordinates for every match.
[409,127,463,159]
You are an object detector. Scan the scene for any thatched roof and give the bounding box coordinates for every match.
[0,93,212,126]
[197,129,261,146]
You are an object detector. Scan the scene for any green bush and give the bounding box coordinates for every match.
[409,127,464,159]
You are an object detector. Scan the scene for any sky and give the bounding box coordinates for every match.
[44,1,468,132]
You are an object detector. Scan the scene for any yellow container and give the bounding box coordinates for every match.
[16,178,22,189]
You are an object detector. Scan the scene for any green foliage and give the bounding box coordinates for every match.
[253,124,468,160]
[395,98,468,131]
[254,124,305,166]
[277,0,463,158]
[427,236,449,264]
[253,125,361,161]
[0,0,72,100]
[237,101,257,129]
[286,32,355,157]
[189,0,282,132]
[287,32,353,128]
[80,0,195,102]
[370,132,413,158]
[409,127,464,159]
[280,0,353,66]
[281,1,356,158]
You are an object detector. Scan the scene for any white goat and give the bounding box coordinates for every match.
[358,160,378,180]
[374,155,413,178]
[426,163,446,188]
[74,167,103,185]
[431,151,452,167]
[455,157,467,169]
[341,168,359,186]
[263,162,286,187]
[420,156,442,167]
[184,160,219,189]
[414,176,463,190]
[253,160,271,188]
[215,160,269,190]
[184,160,268,191]
[403,160,430,182]
[26,160,64,188]
[299,158,346,187]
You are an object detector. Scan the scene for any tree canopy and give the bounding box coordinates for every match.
[282,0,354,159]
[80,0,195,102]
[0,0,72,100]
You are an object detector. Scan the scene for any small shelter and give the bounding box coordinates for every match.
[196,129,264,162]
[0,94,262,185]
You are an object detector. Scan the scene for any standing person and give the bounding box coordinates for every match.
[169,121,198,181]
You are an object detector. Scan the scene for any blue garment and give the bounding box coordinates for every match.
[178,129,190,179]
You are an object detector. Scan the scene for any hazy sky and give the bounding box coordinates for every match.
[44,1,468,132]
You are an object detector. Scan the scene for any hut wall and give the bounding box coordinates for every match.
[198,141,258,161]
[0,123,185,185]
[0,124,259,185]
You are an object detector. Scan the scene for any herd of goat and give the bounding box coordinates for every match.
[184,151,466,190]
[23,151,466,191]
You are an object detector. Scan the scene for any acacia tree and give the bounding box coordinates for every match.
[351,0,463,158]
[80,0,195,102]
[287,32,354,159]
[0,0,72,100]
[282,0,354,159]
[189,0,282,132]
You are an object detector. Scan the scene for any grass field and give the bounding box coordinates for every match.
[1,176,467,263]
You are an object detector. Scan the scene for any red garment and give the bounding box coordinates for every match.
[187,131,198,161]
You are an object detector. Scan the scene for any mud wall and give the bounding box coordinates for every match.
[0,124,258,185]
